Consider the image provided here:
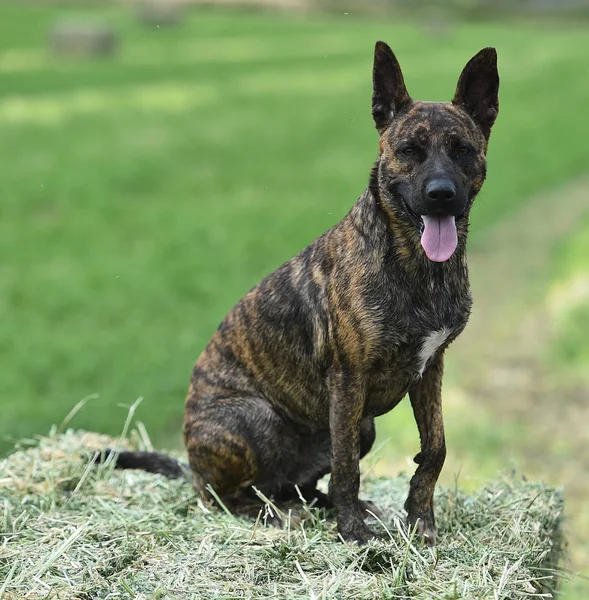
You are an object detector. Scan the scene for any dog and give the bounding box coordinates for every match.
[107,42,499,545]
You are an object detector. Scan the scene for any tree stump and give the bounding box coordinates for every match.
[49,20,119,58]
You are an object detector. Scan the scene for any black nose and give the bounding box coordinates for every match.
[426,179,456,202]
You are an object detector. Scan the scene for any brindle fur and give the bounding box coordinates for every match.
[110,43,499,545]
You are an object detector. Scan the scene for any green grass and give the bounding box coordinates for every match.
[547,217,589,374]
[2,3,589,454]
[0,430,567,599]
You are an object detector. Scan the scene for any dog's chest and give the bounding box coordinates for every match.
[363,325,455,418]
[399,291,469,369]
[361,284,470,417]
[416,327,451,375]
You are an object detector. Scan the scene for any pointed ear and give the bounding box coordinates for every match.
[452,47,499,138]
[372,41,412,133]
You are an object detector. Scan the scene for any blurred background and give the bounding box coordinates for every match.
[2,0,588,594]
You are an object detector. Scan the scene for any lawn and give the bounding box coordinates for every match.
[2,2,589,594]
[2,3,589,451]
[548,216,589,376]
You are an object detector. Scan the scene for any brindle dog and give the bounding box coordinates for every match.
[109,43,499,545]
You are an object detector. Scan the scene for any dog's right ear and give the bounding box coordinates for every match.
[372,42,412,134]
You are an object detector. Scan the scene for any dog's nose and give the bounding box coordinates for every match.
[426,180,456,202]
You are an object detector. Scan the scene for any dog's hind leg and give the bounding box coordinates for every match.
[183,394,294,501]
[276,417,378,511]
[356,417,384,518]
[359,417,376,459]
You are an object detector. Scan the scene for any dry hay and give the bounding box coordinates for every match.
[0,429,567,599]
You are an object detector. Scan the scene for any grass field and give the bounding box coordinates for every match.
[2,2,589,595]
[549,217,589,375]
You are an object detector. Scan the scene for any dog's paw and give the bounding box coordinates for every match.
[338,519,378,545]
[406,509,436,546]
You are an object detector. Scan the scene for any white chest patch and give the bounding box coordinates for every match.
[417,328,451,376]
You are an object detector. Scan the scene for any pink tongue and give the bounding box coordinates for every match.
[420,215,458,262]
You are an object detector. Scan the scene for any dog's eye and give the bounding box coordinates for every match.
[458,146,470,156]
[401,147,417,157]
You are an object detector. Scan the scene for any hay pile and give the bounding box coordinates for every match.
[0,429,566,599]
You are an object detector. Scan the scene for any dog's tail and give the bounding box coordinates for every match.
[95,448,191,480]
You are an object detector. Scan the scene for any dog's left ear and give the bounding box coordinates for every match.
[372,41,412,134]
[452,48,499,138]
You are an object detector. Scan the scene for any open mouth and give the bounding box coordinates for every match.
[402,200,461,263]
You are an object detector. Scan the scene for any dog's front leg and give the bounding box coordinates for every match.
[328,370,375,544]
[405,353,446,546]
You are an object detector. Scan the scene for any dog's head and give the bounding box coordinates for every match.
[372,42,499,262]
